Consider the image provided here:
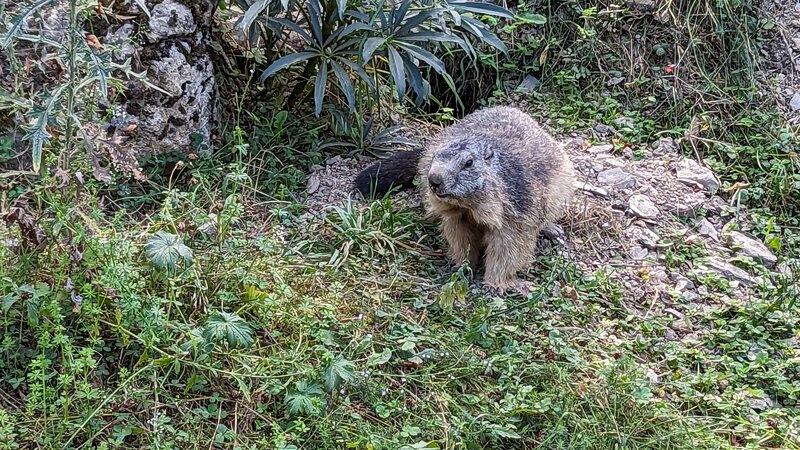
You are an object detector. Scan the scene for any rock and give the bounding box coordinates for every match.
[777,262,794,277]
[629,246,649,260]
[574,181,609,197]
[307,174,321,194]
[653,137,678,155]
[608,77,625,86]
[726,231,777,267]
[674,192,707,218]
[612,116,635,129]
[705,196,728,215]
[749,396,774,412]
[594,124,616,135]
[197,213,217,239]
[674,276,695,292]
[627,0,655,10]
[587,144,614,154]
[326,155,344,166]
[148,0,196,40]
[517,75,541,92]
[681,291,699,302]
[791,92,800,112]
[104,23,137,62]
[675,158,720,193]
[664,328,678,341]
[633,227,660,249]
[597,168,635,189]
[703,257,756,286]
[628,195,660,219]
[696,218,719,241]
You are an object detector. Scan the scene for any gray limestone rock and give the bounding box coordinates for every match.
[675,158,720,193]
[628,195,660,219]
[726,231,778,268]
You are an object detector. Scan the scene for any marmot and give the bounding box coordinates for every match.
[353,106,575,295]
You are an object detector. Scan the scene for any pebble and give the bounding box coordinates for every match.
[629,246,649,260]
[597,168,636,189]
[674,275,694,292]
[726,231,778,267]
[628,194,660,219]
[674,192,707,218]
[587,143,614,154]
[574,181,609,197]
[634,227,660,249]
[675,158,720,193]
[791,92,800,112]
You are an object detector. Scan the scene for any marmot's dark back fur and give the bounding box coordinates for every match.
[353,148,422,198]
[352,106,575,295]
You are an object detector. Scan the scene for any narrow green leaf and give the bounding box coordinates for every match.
[306,0,324,44]
[387,45,406,103]
[330,60,355,113]
[394,41,446,74]
[313,60,328,117]
[362,37,386,62]
[449,1,514,18]
[238,0,270,34]
[338,57,375,92]
[260,51,317,81]
[269,17,312,43]
[395,8,442,35]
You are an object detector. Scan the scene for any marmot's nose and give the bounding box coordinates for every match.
[428,172,443,188]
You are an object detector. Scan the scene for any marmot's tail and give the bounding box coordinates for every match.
[353,148,423,198]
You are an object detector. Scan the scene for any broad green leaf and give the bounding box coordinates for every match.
[519,12,547,24]
[145,231,193,270]
[387,45,406,102]
[323,356,356,392]
[260,51,317,81]
[313,60,328,117]
[202,311,254,348]
[285,380,324,416]
[367,349,392,367]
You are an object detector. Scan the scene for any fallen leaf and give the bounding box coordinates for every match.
[86,34,104,50]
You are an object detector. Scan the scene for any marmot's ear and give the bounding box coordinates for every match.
[484,145,494,160]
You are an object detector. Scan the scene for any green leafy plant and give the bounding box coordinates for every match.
[202,311,255,348]
[247,0,512,115]
[144,231,194,271]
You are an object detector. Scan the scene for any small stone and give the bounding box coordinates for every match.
[634,227,660,249]
[148,0,196,40]
[597,168,635,189]
[587,144,614,154]
[703,257,756,285]
[696,218,719,241]
[626,0,655,10]
[517,75,541,92]
[726,231,777,267]
[629,246,649,260]
[607,77,625,86]
[675,158,720,193]
[664,328,678,341]
[674,192,707,218]
[749,396,774,412]
[594,124,616,135]
[574,181,609,197]
[796,1,800,12]
[652,137,678,155]
[674,276,695,292]
[681,291,699,302]
[705,196,727,215]
[791,92,800,112]
[628,195,660,219]
[307,174,321,194]
[612,116,636,128]
[326,155,344,165]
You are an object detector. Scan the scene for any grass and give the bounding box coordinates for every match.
[1,137,799,449]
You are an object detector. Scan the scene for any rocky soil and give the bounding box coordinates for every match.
[298,111,790,325]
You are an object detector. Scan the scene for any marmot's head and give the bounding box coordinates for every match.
[424,136,494,202]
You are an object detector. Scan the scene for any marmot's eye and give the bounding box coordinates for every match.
[464,159,473,169]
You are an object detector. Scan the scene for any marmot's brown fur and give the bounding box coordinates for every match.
[353,106,575,295]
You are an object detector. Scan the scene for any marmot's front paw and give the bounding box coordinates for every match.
[483,279,534,297]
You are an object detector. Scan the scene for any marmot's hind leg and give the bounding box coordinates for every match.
[441,215,483,273]
[482,228,538,296]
